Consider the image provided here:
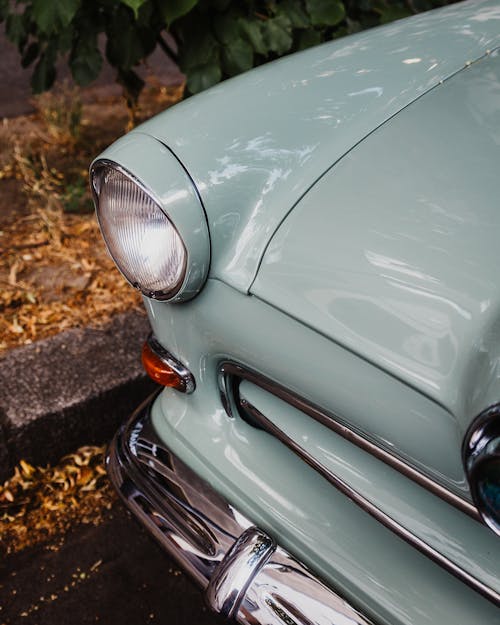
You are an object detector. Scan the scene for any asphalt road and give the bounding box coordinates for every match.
[0,504,222,625]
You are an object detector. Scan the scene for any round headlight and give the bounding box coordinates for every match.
[463,406,500,536]
[92,162,186,300]
[90,134,210,303]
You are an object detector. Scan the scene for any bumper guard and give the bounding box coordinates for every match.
[106,395,373,625]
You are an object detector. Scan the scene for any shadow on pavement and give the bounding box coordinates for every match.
[0,504,222,625]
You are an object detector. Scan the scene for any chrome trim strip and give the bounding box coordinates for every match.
[107,395,375,625]
[146,334,196,393]
[237,398,500,607]
[219,361,479,521]
[463,405,500,537]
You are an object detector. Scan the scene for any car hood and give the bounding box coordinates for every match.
[136,0,500,294]
[252,49,500,426]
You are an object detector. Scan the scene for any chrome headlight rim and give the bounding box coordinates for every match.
[90,134,210,304]
[91,158,188,302]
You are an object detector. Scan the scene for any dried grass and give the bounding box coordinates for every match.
[0,81,184,355]
[0,207,142,353]
[33,81,83,144]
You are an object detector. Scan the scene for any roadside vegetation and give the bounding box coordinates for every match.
[0,80,183,354]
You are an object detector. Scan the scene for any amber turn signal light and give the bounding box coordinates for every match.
[141,337,195,393]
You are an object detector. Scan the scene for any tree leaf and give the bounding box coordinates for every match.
[239,18,268,56]
[135,0,154,25]
[137,25,158,58]
[377,5,412,24]
[221,38,253,76]
[157,0,198,25]
[106,7,147,69]
[121,0,147,19]
[21,42,40,68]
[213,12,241,46]
[70,39,103,86]
[306,0,345,26]
[345,17,363,34]
[5,13,28,48]
[297,29,322,51]
[32,0,80,35]
[186,62,221,94]
[207,0,231,10]
[31,48,57,93]
[261,14,293,56]
[278,0,310,29]
[0,0,8,21]
[180,31,218,70]
[58,24,75,53]
[117,68,145,107]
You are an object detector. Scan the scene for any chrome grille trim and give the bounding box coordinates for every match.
[218,362,500,606]
[219,361,478,520]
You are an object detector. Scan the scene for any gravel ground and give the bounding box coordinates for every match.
[0,503,222,625]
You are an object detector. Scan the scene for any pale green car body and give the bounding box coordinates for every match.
[96,1,500,623]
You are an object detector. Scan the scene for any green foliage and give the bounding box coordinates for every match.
[157,0,198,25]
[0,0,459,107]
[306,0,345,26]
[31,0,80,35]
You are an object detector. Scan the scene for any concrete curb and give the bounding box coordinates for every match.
[0,310,158,482]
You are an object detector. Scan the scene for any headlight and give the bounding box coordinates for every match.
[90,134,210,302]
[463,406,500,536]
[92,162,186,299]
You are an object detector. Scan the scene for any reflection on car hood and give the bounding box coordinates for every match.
[252,50,500,427]
[136,0,500,293]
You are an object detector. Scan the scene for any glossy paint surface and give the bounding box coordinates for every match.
[143,280,500,625]
[253,50,500,432]
[136,0,500,293]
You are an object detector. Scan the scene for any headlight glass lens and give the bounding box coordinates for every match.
[92,163,186,300]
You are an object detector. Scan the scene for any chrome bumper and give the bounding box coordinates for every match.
[106,395,374,625]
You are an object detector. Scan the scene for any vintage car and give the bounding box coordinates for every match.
[90,1,500,623]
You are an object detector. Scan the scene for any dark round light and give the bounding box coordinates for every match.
[463,407,500,535]
[476,458,500,525]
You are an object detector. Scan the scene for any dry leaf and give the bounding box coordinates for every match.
[0,446,117,554]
